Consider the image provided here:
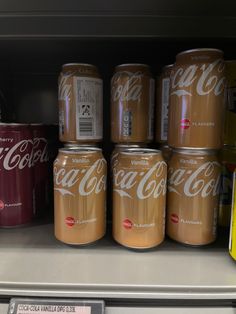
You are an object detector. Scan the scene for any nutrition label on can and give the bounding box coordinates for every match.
[74,77,103,140]
[161,78,170,141]
[122,110,132,137]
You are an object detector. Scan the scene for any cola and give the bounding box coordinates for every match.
[0,123,34,226]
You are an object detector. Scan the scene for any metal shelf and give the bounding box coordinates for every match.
[0,224,235,300]
[0,0,236,38]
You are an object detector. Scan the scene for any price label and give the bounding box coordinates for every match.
[8,299,104,314]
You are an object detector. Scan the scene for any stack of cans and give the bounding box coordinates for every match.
[111,64,167,250]
[166,48,226,246]
[55,63,107,246]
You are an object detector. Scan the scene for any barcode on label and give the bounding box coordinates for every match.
[162,79,170,104]
[79,118,94,136]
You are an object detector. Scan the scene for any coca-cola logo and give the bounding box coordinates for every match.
[171,59,225,97]
[59,75,72,101]
[65,216,75,227]
[0,200,4,211]
[123,218,133,229]
[168,161,221,198]
[111,71,143,102]
[54,158,106,196]
[0,139,34,170]
[32,137,49,165]
[113,161,166,200]
[180,119,190,129]
[171,213,179,224]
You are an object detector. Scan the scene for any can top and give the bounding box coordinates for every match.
[173,148,218,155]
[162,64,173,71]
[176,48,223,58]
[120,148,161,155]
[115,63,150,71]
[64,143,98,148]
[59,147,102,154]
[61,63,100,76]
[62,63,97,69]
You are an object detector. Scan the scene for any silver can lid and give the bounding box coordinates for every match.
[59,147,102,154]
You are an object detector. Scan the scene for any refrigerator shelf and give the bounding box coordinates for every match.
[0,223,235,300]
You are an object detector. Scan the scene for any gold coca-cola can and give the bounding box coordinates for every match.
[111,143,147,171]
[167,149,221,246]
[111,64,154,143]
[112,148,167,249]
[168,48,226,149]
[155,64,173,143]
[58,63,103,143]
[54,147,107,245]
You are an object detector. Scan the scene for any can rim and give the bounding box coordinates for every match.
[62,63,97,68]
[59,147,102,154]
[0,123,29,126]
[115,144,143,148]
[64,144,98,148]
[176,48,223,58]
[120,148,162,155]
[115,63,149,69]
[162,64,173,70]
[172,148,218,155]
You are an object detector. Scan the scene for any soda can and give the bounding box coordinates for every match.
[111,64,154,143]
[54,147,107,245]
[112,148,167,249]
[219,145,236,228]
[58,63,103,143]
[167,149,221,246]
[0,123,34,226]
[168,48,226,149]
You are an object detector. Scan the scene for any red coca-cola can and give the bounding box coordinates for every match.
[31,124,49,218]
[0,123,34,226]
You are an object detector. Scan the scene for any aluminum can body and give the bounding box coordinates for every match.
[112,148,167,249]
[54,147,107,245]
[168,48,226,149]
[167,149,221,246]
[111,64,154,143]
[59,63,103,143]
[0,123,34,226]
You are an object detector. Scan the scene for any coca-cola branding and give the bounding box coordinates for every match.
[168,161,221,198]
[171,59,225,97]
[113,160,166,200]
[111,64,154,143]
[32,137,49,165]
[58,74,72,101]
[54,149,106,245]
[0,124,34,226]
[167,150,220,246]
[111,71,143,102]
[168,49,225,149]
[112,150,167,249]
[54,158,106,197]
[0,139,34,170]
